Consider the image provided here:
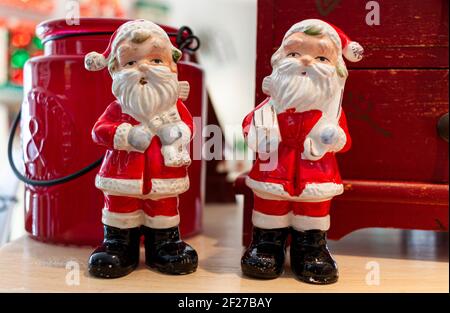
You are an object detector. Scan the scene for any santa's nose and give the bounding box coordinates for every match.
[138,63,151,72]
[299,55,314,66]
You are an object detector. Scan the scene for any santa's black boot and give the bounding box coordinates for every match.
[143,226,198,275]
[88,225,141,278]
[241,227,289,279]
[290,229,338,284]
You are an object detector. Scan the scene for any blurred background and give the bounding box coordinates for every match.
[0,0,257,245]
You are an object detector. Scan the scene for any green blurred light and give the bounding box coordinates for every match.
[32,36,43,49]
[11,49,29,68]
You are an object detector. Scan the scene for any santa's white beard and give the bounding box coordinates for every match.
[266,58,343,114]
[112,65,179,125]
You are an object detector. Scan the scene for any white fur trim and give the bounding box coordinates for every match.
[96,176,142,195]
[252,210,330,230]
[151,176,189,194]
[102,209,180,229]
[302,137,324,161]
[143,214,180,229]
[246,176,343,202]
[95,175,189,198]
[291,214,330,231]
[252,210,291,229]
[102,208,144,229]
[84,51,107,71]
[343,41,363,62]
[113,123,133,151]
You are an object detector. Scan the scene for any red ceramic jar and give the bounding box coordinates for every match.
[21,18,205,245]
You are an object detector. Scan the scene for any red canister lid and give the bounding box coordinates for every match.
[36,18,177,43]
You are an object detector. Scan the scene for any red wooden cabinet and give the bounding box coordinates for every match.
[236,0,449,244]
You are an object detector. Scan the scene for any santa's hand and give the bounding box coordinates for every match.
[318,125,347,152]
[320,125,339,145]
[127,125,152,152]
[302,126,347,160]
[329,126,347,152]
[158,124,182,145]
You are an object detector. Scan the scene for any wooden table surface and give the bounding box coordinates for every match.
[0,203,448,293]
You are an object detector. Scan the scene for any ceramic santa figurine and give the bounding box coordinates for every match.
[84,20,197,278]
[241,19,363,284]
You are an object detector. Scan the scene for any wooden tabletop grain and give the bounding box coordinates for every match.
[0,203,448,292]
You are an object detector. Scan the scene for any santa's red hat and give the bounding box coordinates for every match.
[283,19,363,62]
[84,19,179,71]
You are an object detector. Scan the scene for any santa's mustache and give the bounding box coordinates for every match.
[276,57,335,78]
[275,58,336,94]
[112,65,177,93]
[265,57,341,112]
[112,65,179,124]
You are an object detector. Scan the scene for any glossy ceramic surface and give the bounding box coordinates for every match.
[21,18,205,245]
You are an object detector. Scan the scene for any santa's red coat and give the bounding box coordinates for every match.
[92,99,193,198]
[242,98,351,202]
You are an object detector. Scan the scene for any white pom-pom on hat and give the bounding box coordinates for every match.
[84,28,115,72]
[343,40,364,62]
[84,51,108,71]
[322,20,364,63]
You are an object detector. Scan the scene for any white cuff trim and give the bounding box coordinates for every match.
[102,208,143,229]
[291,215,330,231]
[247,176,343,202]
[95,175,189,198]
[252,210,290,229]
[143,214,180,229]
[252,211,330,230]
[113,123,133,151]
[102,209,180,229]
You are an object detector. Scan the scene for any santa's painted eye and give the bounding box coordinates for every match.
[287,52,300,58]
[315,56,330,63]
[125,61,136,67]
[151,58,163,64]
